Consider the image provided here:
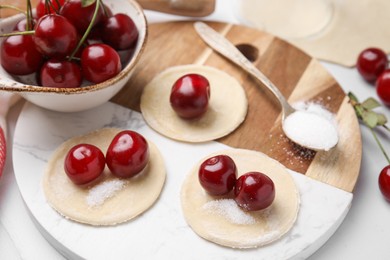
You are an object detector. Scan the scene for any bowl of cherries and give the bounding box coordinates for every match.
[0,0,147,112]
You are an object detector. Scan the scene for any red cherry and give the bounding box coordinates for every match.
[64,144,105,185]
[234,172,275,211]
[357,48,388,82]
[33,14,78,58]
[81,43,121,83]
[376,70,390,106]
[106,130,149,178]
[59,0,104,33]
[36,0,65,19]
[40,59,82,88]
[198,155,237,196]
[1,35,43,75]
[101,13,138,50]
[170,74,210,119]
[379,165,390,201]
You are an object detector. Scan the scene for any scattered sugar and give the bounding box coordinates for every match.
[268,131,317,169]
[202,199,257,225]
[86,179,126,207]
[283,101,338,151]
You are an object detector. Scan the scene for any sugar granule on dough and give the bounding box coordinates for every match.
[86,179,126,207]
[202,199,257,225]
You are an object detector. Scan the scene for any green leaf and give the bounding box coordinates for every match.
[362,97,381,110]
[362,110,379,128]
[376,113,388,126]
[353,104,364,119]
[81,0,96,7]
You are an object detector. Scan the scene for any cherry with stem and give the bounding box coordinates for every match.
[348,92,390,201]
[68,0,102,59]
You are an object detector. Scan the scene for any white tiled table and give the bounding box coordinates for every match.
[1,1,390,259]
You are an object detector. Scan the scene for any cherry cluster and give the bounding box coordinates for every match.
[357,48,390,106]
[65,130,149,185]
[198,154,275,211]
[0,0,138,88]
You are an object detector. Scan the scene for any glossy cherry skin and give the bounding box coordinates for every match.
[60,0,104,33]
[40,59,82,88]
[379,165,390,201]
[198,155,237,196]
[1,35,43,75]
[36,0,65,19]
[234,172,275,211]
[357,48,388,82]
[33,14,78,58]
[170,74,210,119]
[106,130,149,178]
[376,70,390,106]
[64,144,105,185]
[101,13,138,50]
[81,43,122,83]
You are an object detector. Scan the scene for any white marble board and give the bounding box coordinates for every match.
[12,101,352,259]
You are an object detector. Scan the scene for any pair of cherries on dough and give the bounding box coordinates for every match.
[198,154,275,211]
[64,130,149,185]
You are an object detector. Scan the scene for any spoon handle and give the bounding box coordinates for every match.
[194,22,294,118]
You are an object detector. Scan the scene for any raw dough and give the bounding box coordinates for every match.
[43,128,166,226]
[181,148,300,248]
[236,0,333,39]
[140,65,248,142]
[234,0,390,67]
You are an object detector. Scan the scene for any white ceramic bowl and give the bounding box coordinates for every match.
[0,0,147,112]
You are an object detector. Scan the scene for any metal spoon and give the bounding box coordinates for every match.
[194,22,338,151]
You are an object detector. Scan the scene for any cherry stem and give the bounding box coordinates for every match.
[370,128,390,164]
[26,0,33,31]
[0,30,35,37]
[45,0,51,15]
[70,57,81,62]
[101,3,109,16]
[382,124,390,133]
[0,5,26,14]
[68,0,101,60]
[44,0,59,15]
[54,0,61,12]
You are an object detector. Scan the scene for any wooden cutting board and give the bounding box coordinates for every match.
[111,21,362,193]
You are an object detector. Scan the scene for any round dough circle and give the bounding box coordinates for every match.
[181,149,300,248]
[140,65,248,142]
[43,128,166,226]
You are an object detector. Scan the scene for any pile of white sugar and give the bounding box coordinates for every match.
[86,179,126,207]
[282,102,338,151]
[202,198,257,225]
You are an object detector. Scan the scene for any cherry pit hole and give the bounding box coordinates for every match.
[235,43,259,62]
